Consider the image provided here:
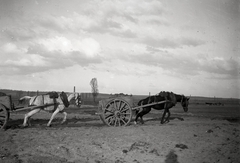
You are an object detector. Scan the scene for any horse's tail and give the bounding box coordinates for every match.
[136,99,144,115]
[137,99,143,106]
[19,96,32,104]
[19,96,31,101]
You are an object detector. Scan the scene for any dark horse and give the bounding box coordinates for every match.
[134,92,190,124]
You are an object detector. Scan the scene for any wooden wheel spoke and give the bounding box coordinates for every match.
[117,118,122,126]
[120,112,131,116]
[119,117,127,125]
[114,117,118,126]
[105,108,114,114]
[118,118,121,126]
[117,100,122,110]
[105,113,114,119]
[106,116,115,125]
[111,100,117,111]
[106,106,114,112]
[119,102,127,111]
[120,107,130,113]
[114,100,119,110]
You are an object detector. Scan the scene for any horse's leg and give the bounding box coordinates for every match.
[23,108,41,127]
[47,108,60,127]
[136,107,151,124]
[161,109,167,124]
[60,111,67,124]
[165,109,171,123]
[27,117,31,126]
[134,109,140,124]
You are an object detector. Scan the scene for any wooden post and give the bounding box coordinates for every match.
[73,86,76,99]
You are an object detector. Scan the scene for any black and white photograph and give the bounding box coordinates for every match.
[0,0,239,162]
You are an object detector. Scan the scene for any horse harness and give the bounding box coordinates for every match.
[30,92,59,107]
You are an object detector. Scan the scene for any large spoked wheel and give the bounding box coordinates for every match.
[0,104,9,130]
[100,98,132,127]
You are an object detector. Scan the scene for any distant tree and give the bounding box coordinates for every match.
[90,78,99,103]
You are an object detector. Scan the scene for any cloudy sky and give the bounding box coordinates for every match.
[0,0,239,98]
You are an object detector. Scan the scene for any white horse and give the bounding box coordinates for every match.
[19,91,75,127]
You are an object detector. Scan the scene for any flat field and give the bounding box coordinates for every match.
[0,104,239,163]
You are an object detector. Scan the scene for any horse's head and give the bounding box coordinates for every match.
[181,96,190,112]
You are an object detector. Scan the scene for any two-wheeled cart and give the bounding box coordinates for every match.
[97,96,169,127]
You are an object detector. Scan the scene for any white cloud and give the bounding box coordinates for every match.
[81,38,101,57]
[4,54,47,67]
[37,36,73,53]
[1,42,23,53]
[36,36,101,57]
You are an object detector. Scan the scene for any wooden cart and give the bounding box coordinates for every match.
[0,94,57,130]
[97,96,168,127]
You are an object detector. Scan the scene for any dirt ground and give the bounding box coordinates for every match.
[0,104,239,163]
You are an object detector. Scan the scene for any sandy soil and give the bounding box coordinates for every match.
[0,105,239,163]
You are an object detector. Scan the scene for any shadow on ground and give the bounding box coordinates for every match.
[145,116,184,122]
[6,116,105,130]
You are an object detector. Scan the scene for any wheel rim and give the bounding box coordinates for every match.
[103,99,132,127]
[0,104,8,130]
[98,102,107,125]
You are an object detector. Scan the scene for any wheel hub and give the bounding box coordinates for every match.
[114,111,121,118]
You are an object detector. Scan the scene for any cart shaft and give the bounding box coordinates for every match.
[12,102,59,112]
[132,100,170,110]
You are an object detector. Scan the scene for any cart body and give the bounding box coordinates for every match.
[0,95,12,129]
[97,95,168,127]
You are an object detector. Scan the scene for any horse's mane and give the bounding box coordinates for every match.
[46,91,59,99]
[60,92,70,107]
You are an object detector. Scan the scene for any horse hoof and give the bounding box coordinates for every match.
[161,120,169,124]
[21,125,28,128]
[60,121,66,124]
[140,121,144,124]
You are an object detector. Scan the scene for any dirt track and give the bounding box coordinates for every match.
[0,105,239,163]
